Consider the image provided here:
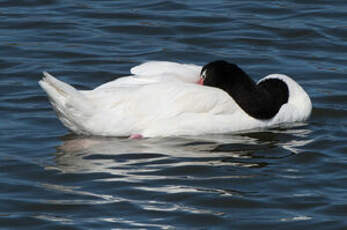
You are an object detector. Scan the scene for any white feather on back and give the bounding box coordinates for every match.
[130,61,202,83]
[94,61,202,90]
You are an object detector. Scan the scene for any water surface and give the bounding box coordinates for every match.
[1,0,347,229]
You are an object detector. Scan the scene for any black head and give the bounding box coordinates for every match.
[200,60,254,90]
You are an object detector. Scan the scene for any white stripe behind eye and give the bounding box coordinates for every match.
[201,69,207,79]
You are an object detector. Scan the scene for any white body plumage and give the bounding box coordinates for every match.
[39,61,311,137]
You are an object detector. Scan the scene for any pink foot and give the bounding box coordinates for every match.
[129,134,143,139]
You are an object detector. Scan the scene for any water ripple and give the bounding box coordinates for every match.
[1,0,347,229]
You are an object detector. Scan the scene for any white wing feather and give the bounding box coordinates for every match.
[130,61,202,83]
[95,61,202,90]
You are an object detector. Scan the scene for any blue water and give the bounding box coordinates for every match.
[1,0,347,229]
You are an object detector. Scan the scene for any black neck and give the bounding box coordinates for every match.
[224,78,289,120]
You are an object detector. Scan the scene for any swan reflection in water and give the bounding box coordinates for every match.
[39,124,313,225]
[47,123,313,175]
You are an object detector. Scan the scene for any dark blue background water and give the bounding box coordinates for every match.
[1,1,347,229]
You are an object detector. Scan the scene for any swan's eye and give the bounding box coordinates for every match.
[201,69,207,80]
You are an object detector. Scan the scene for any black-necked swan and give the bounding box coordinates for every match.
[39,60,312,138]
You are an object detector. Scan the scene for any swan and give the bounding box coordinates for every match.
[39,60,311,138]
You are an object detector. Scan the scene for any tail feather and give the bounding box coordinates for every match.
[39,72,94,134]
[42,72,80,98]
